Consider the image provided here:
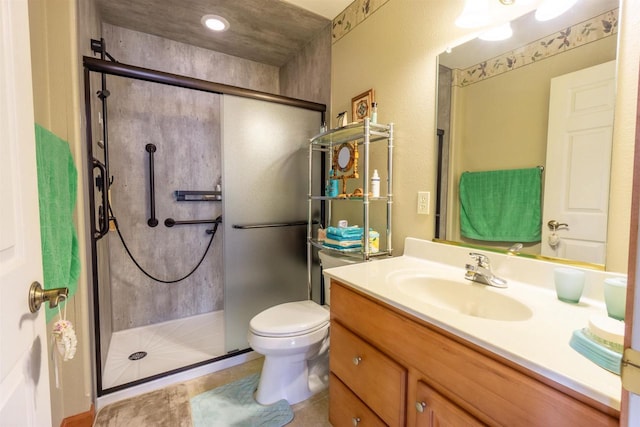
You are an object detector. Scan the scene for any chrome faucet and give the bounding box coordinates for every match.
[465,253,507,288]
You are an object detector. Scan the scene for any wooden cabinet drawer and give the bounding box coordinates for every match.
[329,373,386,427]
[330,321,406,426]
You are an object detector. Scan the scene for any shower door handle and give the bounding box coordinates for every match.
[93,159,109,239]
[232,220,316,229]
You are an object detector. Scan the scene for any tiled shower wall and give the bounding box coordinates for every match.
[102,24,330,330]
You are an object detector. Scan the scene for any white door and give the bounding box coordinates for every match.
[541,61,616,264]
[0,1,52,426]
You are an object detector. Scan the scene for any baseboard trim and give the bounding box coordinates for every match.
[60,405,94,427]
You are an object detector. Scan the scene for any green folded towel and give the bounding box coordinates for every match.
[459,167,541,242]
[35,124,80,323]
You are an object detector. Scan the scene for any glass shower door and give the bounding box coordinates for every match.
[222,95,321,353]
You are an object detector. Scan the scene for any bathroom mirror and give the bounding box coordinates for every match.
[436,0,619,267]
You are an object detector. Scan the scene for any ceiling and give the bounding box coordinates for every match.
[96,0,352,67]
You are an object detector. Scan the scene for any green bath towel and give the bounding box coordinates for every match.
[35,124,80,323]
[459,167,542,242]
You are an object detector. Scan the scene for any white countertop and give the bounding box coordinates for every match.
[323,238,624,410]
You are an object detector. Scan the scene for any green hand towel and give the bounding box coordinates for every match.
[35,124,80,323]
[459,167,542,242]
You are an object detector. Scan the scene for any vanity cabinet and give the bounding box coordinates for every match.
[330,321,406,426]
[329,280,619,427]
[306,119,394,264]
[414,381,484,427]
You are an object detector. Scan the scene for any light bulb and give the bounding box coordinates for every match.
[455,0,491,28]
[201,15,230,32]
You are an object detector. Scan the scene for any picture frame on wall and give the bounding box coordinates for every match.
[351,89,375,122]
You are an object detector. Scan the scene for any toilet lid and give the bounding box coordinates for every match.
[250,300,329,337]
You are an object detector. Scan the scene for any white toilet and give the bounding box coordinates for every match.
[247,250,360,405]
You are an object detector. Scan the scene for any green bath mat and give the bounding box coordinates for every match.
[190,373,293,427]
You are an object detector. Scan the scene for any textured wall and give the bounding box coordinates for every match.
[103,24,280,330]
[103,25,280,93]
[107,81,223,331]
[280,24,332,110]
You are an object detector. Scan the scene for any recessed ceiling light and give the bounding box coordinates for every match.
[201,15,229,32]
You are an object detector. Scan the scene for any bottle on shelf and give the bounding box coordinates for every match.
[327,169,339,197]
[370,102,378,124]
[371,169,380,198]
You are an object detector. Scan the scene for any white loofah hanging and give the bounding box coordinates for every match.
[52,296,77,361]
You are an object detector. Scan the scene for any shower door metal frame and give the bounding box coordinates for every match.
[83,54,326,396]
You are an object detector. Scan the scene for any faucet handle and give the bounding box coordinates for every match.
[469,252,490,268]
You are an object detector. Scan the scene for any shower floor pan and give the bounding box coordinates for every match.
[102,310,224,389]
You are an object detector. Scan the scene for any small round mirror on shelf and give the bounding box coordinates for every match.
[335,143,355,172]
[332,142,359,196]
[336,144,353,171]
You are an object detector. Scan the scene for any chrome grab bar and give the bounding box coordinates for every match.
[146,144,158,227]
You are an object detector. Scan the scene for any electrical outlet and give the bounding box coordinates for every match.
[417,191,430,215]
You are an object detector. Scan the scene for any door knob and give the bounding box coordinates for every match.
[28,281,68,313]
[547,220,568,231]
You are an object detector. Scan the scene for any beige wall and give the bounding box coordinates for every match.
[28,0,93,425]
[331,0,639,272]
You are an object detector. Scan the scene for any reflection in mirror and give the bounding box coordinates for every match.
[435,0,619,267]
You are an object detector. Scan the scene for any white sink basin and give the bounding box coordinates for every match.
[388,271,533,321]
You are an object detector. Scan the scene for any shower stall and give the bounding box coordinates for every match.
[84,45,325,395]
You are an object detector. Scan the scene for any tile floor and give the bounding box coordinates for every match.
[95,357,331,426]
[103,311,225,388]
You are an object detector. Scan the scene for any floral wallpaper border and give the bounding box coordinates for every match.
[452,9,619,88]
[332,0,390,43]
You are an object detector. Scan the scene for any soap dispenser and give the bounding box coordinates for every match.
[371,169,380,198]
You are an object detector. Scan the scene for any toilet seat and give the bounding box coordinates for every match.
[250,300,329,337]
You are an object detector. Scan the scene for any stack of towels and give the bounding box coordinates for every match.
[322,226,379,253]
[569,314,623,375]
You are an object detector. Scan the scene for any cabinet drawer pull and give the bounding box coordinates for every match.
[415,401,427,413]
[352,417,361,426]
[352,356,362,366]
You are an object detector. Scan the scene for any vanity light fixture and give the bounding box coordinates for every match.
[478,22,513,40]
[455,0,579,36]
[201,14,230,32]
[455,0,491,28]
[535,0,579,21]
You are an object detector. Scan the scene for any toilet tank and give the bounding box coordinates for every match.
[318,250,362,305]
